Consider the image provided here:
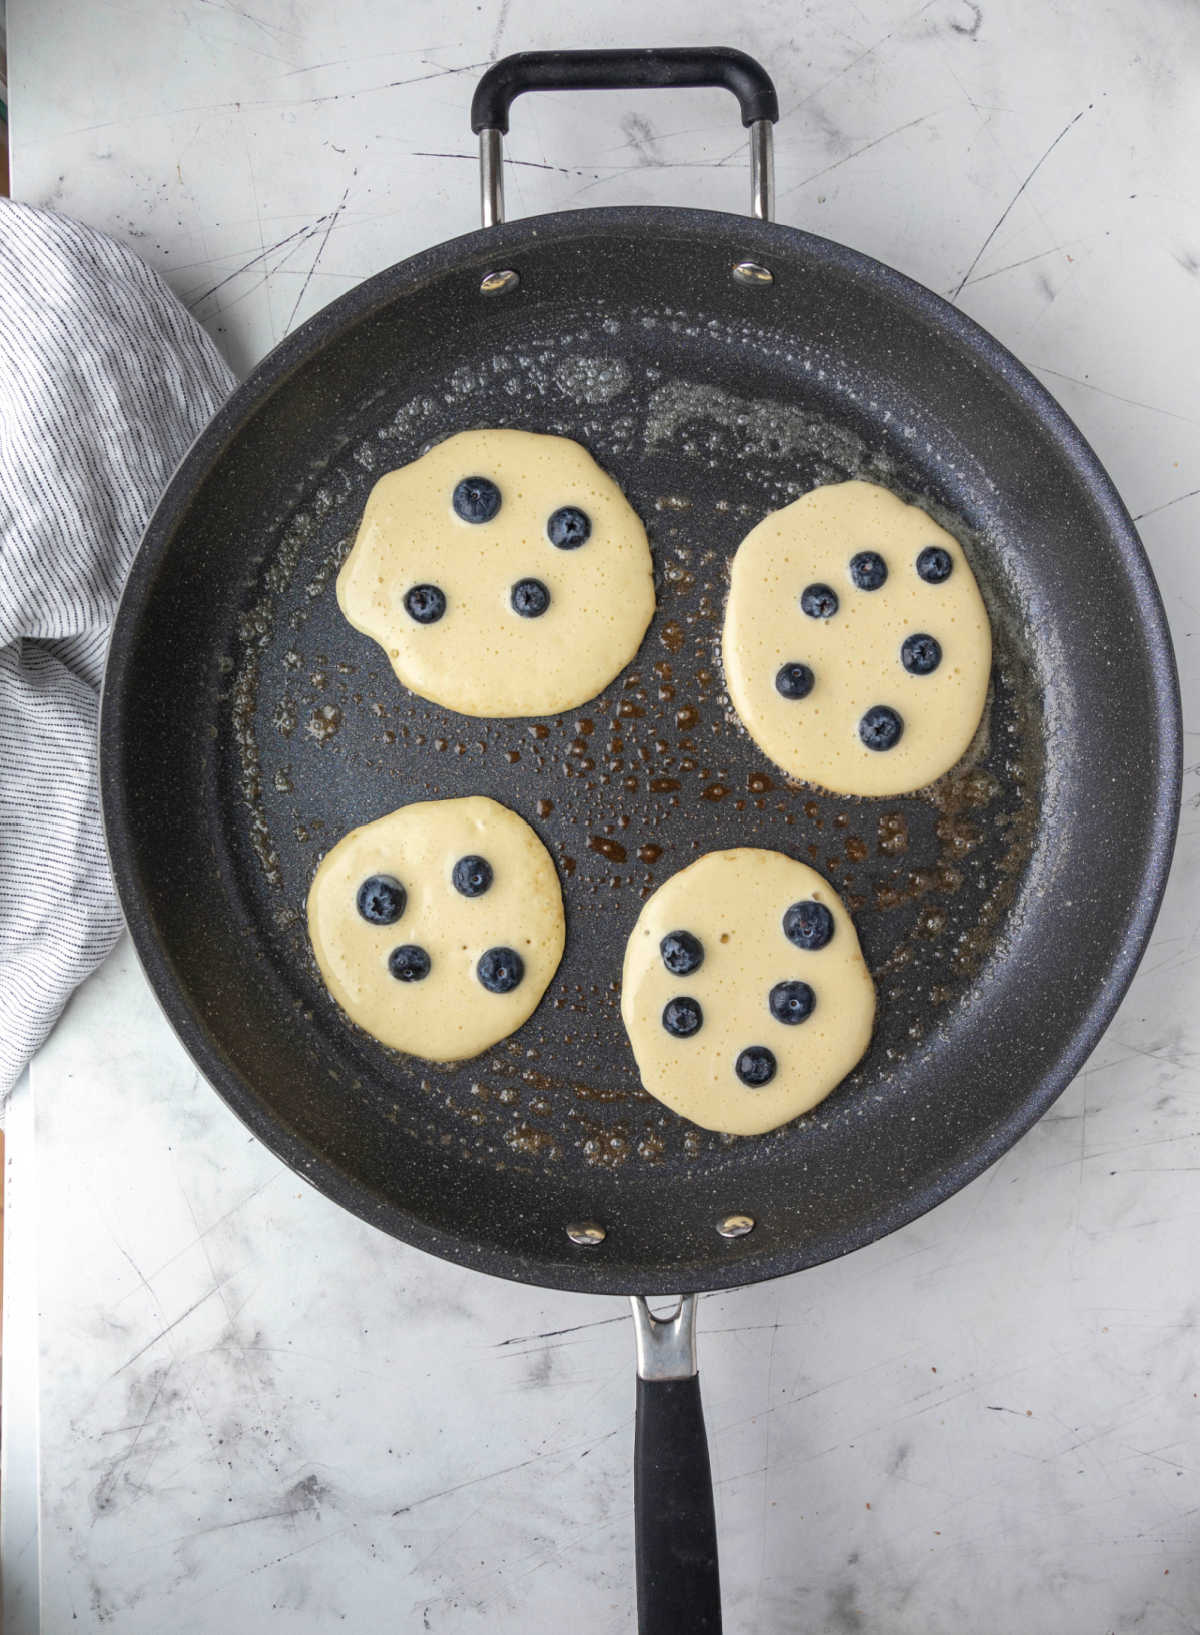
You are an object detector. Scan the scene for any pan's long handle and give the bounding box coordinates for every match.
[470,48,778,227]
[630,1295,722,1634]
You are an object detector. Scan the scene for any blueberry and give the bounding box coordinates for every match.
[477,946,524,993]
[849,550,888,590]
[775,662,815,700]
[859,705,904,750]
[783,900,835,951]
[452,855,493,897]
[901,632,942,675]
[769,980,815,1025]
[662,997,703,1037]
[660,930,704,976]
[916,545,953,583]
[388,944,430,982]
[800,582,839,619]
[736,1045,776,1087]
[511,578,550,618]
[452,476,501,523]
[356,874,406,926]
[404,583,446,624]
[547,506,591,549]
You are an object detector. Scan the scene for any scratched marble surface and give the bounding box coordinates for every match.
[10,0,1200,1629]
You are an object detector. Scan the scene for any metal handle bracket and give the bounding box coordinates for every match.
[631,1294,699,1381]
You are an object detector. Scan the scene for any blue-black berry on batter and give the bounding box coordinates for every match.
[356,874,405,925]
[769,980,815,1025]
[477,946,524,993]
[783,899,834,951]
[901,633,942,675]
[736,1045,776,1086]
[859,704,903,750]
[547,506,591,549]
[404,583,446,624]
[775,662,814,700]
[660,931,704,976]
[801,582,839,619]
[452,855,493,897]
[916,545,952,583]
[662,996,703,1037]
[388,944,430,982]
[850,551,887,591]
[452,476,501,523]
[511,578,550,618]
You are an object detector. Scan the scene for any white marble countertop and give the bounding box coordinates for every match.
[7,1,1200,1630]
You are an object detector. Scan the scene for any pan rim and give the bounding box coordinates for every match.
[100,205,1183,1295]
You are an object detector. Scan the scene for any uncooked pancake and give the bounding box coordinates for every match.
[307,796,564,1062]
[337,429,656,717]
[621,848,876,1136]
[722,481,991,796]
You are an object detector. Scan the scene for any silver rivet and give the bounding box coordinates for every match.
[732,260,774,288]
[480,268,520,296]
[566,1220,606,1247]
[717,1213,755,1239]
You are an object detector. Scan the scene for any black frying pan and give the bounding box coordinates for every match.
[99,48,1181,1632]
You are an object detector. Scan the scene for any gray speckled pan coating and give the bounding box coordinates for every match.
[99,208,1181,1296]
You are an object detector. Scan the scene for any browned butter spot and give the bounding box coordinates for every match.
[589,836,627,863]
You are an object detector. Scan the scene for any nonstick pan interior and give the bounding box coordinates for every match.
[101,209,1180,1294]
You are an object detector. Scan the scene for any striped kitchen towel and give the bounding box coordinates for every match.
[0,202,235,1098]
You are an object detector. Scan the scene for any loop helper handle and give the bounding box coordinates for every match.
[470,47,779,227]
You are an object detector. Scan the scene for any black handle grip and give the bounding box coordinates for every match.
[471,47,779,135]
[634,1374,722,1635]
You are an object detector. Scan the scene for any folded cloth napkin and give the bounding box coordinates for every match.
[0,202,235,1098]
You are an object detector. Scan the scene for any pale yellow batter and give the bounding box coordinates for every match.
[621,848,876,1136]
[337,429,656,717]
[307,796,564,1062]
[722,481,992,797]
